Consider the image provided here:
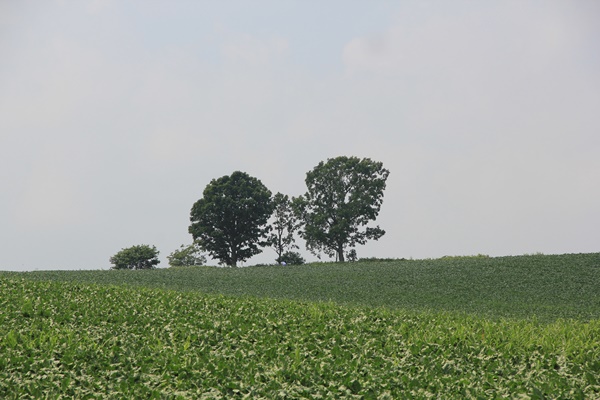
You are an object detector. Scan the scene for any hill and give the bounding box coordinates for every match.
[7,252,600,321]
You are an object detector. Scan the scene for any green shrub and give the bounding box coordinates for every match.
[279,251,305,265]
[167,243,207,267]
[109,244,160,270]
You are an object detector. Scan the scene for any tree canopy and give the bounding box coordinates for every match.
[189,171,273,267]
[295,156,389,262]
[109,244,160,270]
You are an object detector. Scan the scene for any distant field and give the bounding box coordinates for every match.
[7,252,600,321]
[1,277,599,398]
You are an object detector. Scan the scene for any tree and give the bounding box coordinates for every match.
[267,192,300,264]
[167,242,207,267]
[295,156,390,262]
[189,171,273,267]
[109,245,160,270]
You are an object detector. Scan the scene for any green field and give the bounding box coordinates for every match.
[1,253,599,398]
[10,252,600,321]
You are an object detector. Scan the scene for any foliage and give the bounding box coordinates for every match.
[167,242,207,267]
[0,277,599,398]
[295,156,390,262]
[279,251,305,265]
[109,244,160,270]
[346,249,358,262]
[267,192,300,264]
[11,252,600,322]
[189,171,273,267]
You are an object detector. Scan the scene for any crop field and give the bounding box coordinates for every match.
[10,252,600,321]
[1,253,599,398]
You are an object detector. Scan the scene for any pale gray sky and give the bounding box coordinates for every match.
[1,0,599,270]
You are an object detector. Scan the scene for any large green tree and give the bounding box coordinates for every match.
[295,156,390,262]
[189,171,273,267]
[109,245,160,270]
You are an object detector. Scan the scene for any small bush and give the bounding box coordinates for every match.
[168,243,207,267]
[110,245,160,270]
[279,251,305,265]
[346,249,358,262]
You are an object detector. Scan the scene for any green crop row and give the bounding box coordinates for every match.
[10,252,600,322]
[1,277,599,399]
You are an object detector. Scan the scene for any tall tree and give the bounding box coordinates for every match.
[189,171,273,267]
[295,156,390,262]
[267,192,300,263]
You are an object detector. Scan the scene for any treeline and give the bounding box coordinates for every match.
[110,156,389,268]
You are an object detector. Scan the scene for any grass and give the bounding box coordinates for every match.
[8,252,600,322]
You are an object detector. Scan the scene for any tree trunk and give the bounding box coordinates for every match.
[230,245,238,267]
[337,244,345,262]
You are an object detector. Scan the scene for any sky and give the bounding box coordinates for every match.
[1,0,599,270]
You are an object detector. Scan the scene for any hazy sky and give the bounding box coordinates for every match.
[1,0,599,270]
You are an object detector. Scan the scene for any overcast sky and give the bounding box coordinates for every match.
[1,0,599,270]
